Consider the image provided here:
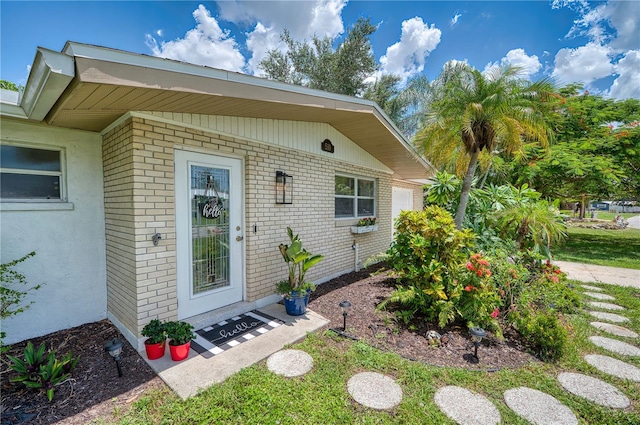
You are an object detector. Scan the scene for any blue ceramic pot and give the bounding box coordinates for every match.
[283,291,309,316]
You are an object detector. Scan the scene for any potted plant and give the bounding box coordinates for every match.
[351,217,377,234]
[141,319,167,360]
[276,227,324,316]
[165,321,195,361]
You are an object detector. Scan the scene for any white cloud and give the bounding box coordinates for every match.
[608,50,640,100]
[484,48,541,79]
[379,17,441,83]
[597,1,640,51]
[217,0,347,74]
[156,29,163,37]
[145,5,245,72]
[552,42,613,86]
[450,13,461,27]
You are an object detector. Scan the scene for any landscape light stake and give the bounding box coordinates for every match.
[329,300,357,340]
[104,338,124,378]
[340,300,351,331]
[469,327,486,363]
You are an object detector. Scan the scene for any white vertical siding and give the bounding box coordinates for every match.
[145,112,391,173]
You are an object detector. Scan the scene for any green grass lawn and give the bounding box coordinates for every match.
[102,281,640,425]
[553,226,640,270]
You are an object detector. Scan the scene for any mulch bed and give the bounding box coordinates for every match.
[2,263,537,424]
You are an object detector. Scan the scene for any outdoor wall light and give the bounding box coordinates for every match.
[469,327,486,363]
[104,338,124,378]
[275,171,293,204]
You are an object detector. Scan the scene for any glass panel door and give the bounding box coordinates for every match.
[175,150,244,319]
[191,166,230,294]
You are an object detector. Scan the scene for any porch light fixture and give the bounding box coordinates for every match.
[275,171,293,204]
[469,327,486,363]
[104,338,124,378]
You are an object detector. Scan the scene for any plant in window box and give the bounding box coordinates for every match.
[352,217,377,233]
[141,319,167,360]
[165,321,195,361]
[276,227,324,316]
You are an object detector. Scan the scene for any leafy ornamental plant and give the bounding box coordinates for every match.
[9,341,79,401]
[165,321,195,346]
[1,251,41,350]
[357,217,376,226]
[381,206,475,327]
[141,319,166,344]
[456,253,503,338]
[276,227,324,298]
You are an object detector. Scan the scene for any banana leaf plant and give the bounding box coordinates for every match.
[276,227,323,298]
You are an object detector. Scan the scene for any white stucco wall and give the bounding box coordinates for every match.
[1,118,107,344]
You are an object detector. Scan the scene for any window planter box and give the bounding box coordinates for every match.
[350,225,378,234]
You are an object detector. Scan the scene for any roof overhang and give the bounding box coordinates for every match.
[4,41,435,180]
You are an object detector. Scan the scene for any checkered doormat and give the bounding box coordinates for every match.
[190,310,283,358]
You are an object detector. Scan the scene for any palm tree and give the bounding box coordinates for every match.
[415,62,554,228]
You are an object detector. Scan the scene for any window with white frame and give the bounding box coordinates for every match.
[335,175,376,218]
[0,144,64,201]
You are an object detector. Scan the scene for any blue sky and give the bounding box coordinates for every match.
[1,1,639,99]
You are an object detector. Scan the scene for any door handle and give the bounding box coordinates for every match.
[236,236,244,241]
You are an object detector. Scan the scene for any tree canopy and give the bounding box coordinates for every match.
[505,84,640,202]
[259,17,378,97]
[415,62,554,228]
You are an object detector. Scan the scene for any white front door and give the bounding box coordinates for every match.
[175,150,244,319]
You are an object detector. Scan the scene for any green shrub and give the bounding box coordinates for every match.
[510,309,568,361]
[9,341,79,401]
[455,253,503,337]
[507,269,578,361]
[382,206,475,327]
[1,251,41,351]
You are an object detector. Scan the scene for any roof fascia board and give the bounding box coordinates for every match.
[21,47,75,121]
[0,89,27,119]
[63,41,377,108]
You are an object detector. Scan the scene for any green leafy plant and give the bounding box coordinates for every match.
[9,341,79,401]
[141,319,167,344]
[456,253,503,338]
[165,321,195,346]
[357,217,376,226]
[381,206,475,327]
[276,227,324,297]
[1,251,41,350]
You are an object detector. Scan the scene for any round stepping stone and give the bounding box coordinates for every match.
[347,372,402,410]
[558,372,630,408]
[504,387,577,425]
[584,354,640,382]
[588,311,629,323]
[590,322,639,338]
[266,349,313,377]
[589,336,640,356]
[583,291,615,301]
[588,301,625,311]
[434,386,500,425]
[582,284,604,292]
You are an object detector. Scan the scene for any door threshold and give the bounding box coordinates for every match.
[182,301,257,331]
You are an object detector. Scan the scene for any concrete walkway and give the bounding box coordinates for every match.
[555,260,640,288]
[140,303,329,399]
[627,214,640,229]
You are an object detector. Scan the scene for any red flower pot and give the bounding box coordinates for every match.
[169,341,191,361]
[144,339,166,360]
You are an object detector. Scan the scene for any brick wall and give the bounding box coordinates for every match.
[103,115,401,337]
